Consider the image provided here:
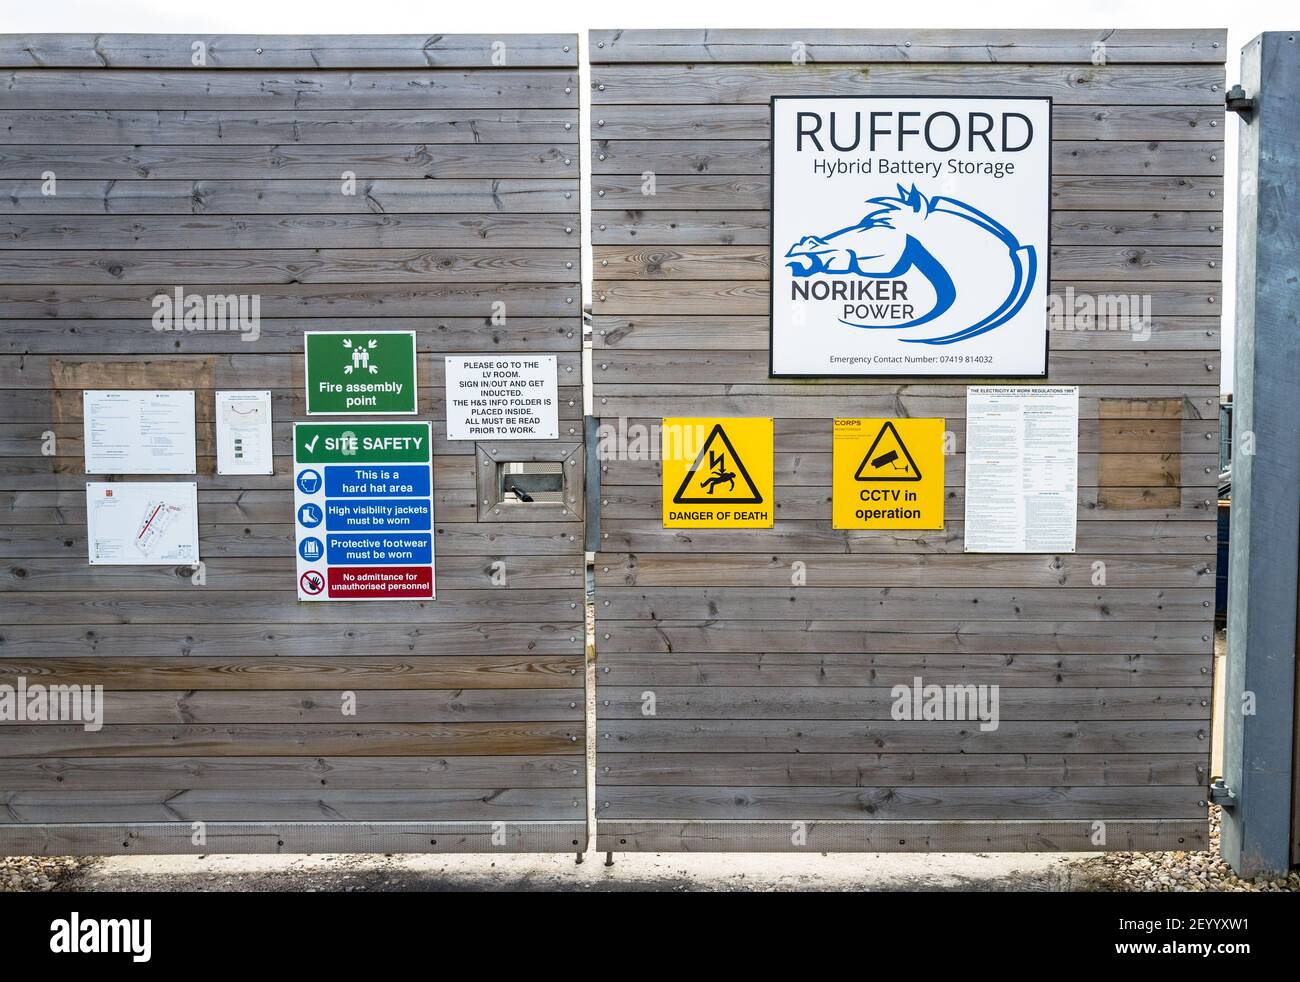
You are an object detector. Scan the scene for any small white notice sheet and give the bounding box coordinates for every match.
[216,390,274,475]
[86,482,200,565]
[964,386,1079,553]
[444,355,559,440]
[83,390,196,475]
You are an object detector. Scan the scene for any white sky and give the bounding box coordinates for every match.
[9,0,1292,393]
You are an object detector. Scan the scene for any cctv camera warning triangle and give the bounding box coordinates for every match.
[854,420,922,482]
[674,424,763,504]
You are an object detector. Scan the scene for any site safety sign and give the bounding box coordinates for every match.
[832,418,945,529]
[662,417,773,529]
[304,330,418,415]
[293,421,434,600]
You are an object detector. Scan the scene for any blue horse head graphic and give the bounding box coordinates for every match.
[784,184,1036,345]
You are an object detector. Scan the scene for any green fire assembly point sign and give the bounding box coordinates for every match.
[304,330,418,415]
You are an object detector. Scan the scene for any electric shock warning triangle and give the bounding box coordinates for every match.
[672,424,763,504]
[854,420,923,482]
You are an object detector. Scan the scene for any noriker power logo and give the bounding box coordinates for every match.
[784,183,1036,345]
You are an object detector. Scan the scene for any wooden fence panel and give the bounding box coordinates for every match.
[590,28,1223,853]
[0,33,585,855]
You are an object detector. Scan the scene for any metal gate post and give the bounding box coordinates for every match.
[1221,31,1300,878]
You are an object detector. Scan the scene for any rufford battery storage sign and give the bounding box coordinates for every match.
[770,96,1050,377]
[294,422,434,600]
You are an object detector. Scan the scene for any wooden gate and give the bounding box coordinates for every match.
[590,29,1224,852]
[0,33,586,854]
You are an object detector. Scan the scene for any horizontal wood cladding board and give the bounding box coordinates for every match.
[592,244,1221,281]
[0,689,583,724]
[599,719,1209,753]
[595,619,1212,654]
[590,175,1222,210]
[0,216,582,251]
[591,212,1226,247]
[0,722,583,757]
[0,623,583,658]
[0,179,579,214]
[595,786,1205,820]
[595,554,1212,588]
[597,686,1210,720]
[593,351,1219,386]
[597,652,1212,685]
[0,755,586,790]
[0,789,585,823]
[591,140,1224,175]
[599,752,1206,786]
[0,319,583,355]
[588,30,1227,65]
[596,520,1216,554]
[593,104,1225,140]
[0,34,579,68]
[0,589,585,624]
[596,819,1206,852]
[0,821,587,855]
[593,314,1220,349]
[0,656,584,687]
[0,109,579,145]
[0,284,580,318]
[590,387,1219,419]
[594,281,1219,315]
[0,248,582,285]
[596,586,1213,622]
[0,70,579,110]
[588,65,1224,105]
[0,143,580,179]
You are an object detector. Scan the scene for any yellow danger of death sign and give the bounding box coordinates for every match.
[662,417,774,528]
[832,418,945,529]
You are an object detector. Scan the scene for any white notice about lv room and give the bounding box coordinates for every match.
[444,355,559,440]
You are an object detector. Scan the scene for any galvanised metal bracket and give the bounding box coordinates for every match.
[1225,84,1256,116]
[1208,777,1237,810]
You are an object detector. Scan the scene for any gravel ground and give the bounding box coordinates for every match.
[0,855,89,893]
[1062,806,1300,892]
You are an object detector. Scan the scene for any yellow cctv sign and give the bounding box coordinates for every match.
[662,418,774,528]
[833,418,945,529]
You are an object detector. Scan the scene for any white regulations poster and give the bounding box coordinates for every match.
[770,96,1051,377]
[444,355,559,440]
[216,390,274,475]
[964,386,1078,553]
[86,481,200,565]
[83,390,196,474]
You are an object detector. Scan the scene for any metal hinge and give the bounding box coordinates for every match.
[1208,777,1237,810]
[1225,84,1256,117]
